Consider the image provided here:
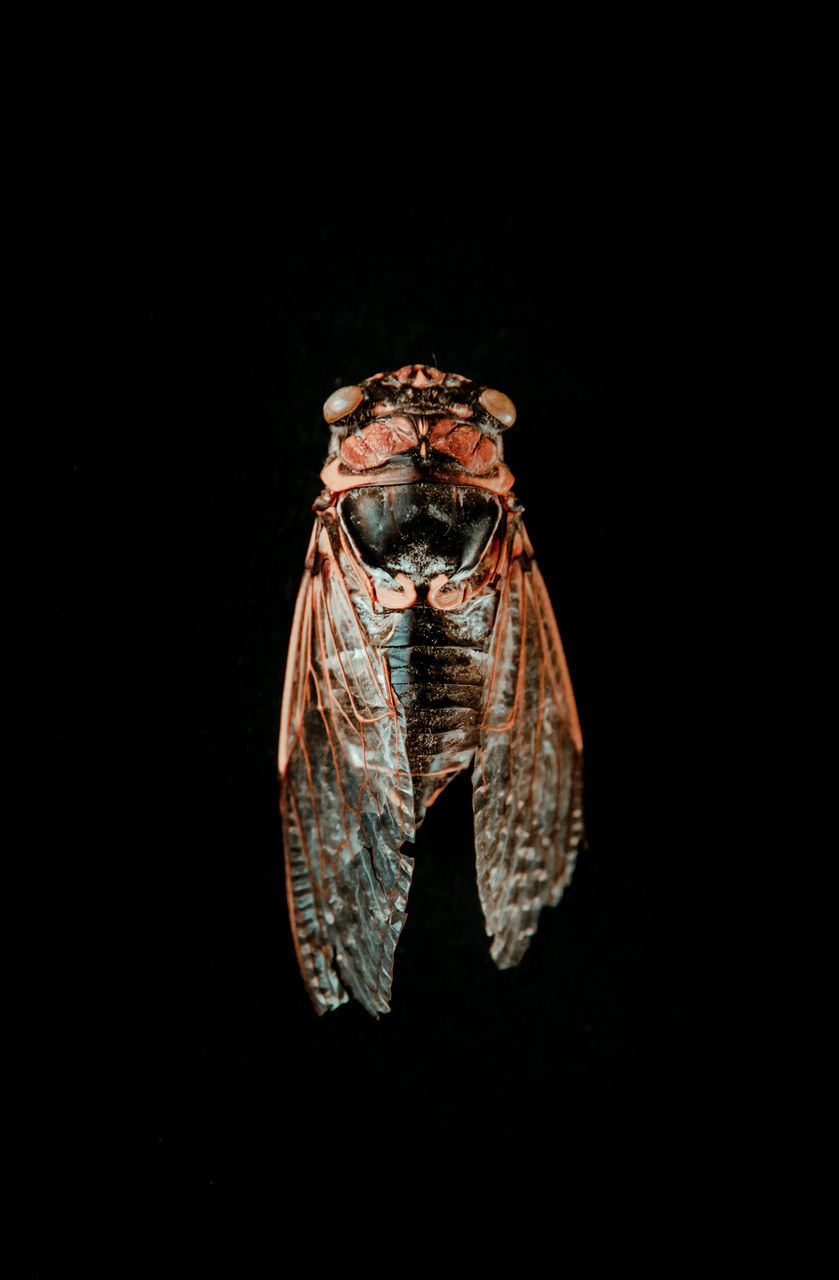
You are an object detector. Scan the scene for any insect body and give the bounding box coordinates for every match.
[279,364,583,1015]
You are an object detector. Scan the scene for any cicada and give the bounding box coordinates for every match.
[279,364,583,1015]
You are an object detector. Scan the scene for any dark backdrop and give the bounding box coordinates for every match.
[50,150,706,1206]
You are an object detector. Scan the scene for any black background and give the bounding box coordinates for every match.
[49,142,709,1209]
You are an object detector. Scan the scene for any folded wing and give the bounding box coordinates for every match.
[279,521,416,1016]
[472,526,584,967]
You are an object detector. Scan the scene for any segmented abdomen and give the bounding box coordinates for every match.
[384,596,498,824]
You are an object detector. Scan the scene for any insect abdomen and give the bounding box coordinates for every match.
[384,599,498,823]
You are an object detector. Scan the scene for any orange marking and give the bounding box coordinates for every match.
[340,415,418,469]
[428,420,498,473]
[321,458,515,495]
[374,573,418,610]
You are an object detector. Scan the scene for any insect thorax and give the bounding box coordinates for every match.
[339,482,501,584]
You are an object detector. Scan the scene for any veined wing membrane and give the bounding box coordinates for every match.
[280,521,415,1015]
[472,530,583,968]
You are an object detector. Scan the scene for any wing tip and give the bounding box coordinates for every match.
[488,925,535,969]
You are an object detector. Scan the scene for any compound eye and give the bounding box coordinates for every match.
[478,387,516,428]
[323,385,364,423]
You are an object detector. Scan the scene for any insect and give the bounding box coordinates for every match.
[278,364,583,1015]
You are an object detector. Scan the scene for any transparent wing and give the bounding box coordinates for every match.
[279,520,415,1016]
[472,524,584,968]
